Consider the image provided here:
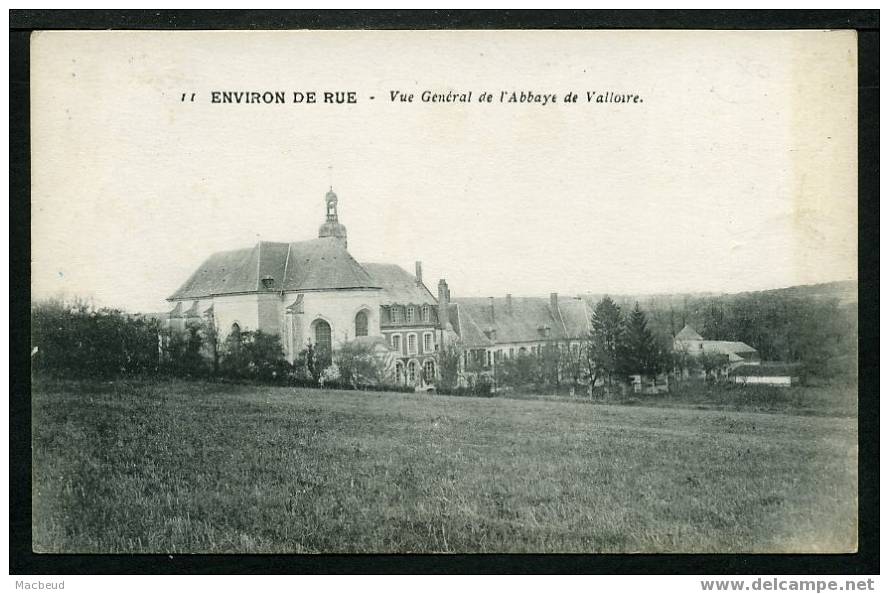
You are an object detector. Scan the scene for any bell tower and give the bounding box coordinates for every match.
[318,187,348,247]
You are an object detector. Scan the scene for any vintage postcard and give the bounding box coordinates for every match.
[29,29,858,554]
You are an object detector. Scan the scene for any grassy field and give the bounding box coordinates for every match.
[503,381,858,419]
[31,378,858,553]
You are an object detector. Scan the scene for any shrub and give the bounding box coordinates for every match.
[160,321,210,377]
[219,329,291,382]
[293,343,332,383]
[334,341,392,389]
[31,298,162,378]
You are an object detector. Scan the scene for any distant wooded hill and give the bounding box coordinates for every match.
[579,280,858,379]
[580,280,857,312]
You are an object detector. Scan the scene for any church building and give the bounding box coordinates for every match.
[166,188,445,387]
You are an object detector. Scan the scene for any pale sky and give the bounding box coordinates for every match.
[30,30,858,313]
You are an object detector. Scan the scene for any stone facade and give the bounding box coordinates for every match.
[166,188,442,389]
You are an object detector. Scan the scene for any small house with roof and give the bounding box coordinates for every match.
[672,324,760,377]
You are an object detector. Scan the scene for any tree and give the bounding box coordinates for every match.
[162,320,208,376]
[671,341,701,379]
[537,343,563,390]
[334,341,391,388]
[700,298,729,339]
[437,344,463,391]
[582,336,599,394]
[619,303,661,380]
[31,297,163,378]
[561,341,587,391]
[699,350,729,380]
[295,342,332,382]
[589,296,624,387]
[219,329,290,381]
[497,350,536,390]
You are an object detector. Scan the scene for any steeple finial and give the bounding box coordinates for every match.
[318,182,347,247]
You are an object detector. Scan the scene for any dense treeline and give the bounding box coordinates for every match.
[32,286,857,393]
[31,299,163,378]
[639,292,857,378]
[29,298,411,391]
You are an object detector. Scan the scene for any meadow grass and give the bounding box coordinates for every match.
[31,378,858,553]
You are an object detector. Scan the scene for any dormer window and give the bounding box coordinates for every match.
[406,306,415,323]
[422,305,431,323]
[392,306,402,324]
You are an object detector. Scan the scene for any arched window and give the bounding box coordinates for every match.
[407,360,418,385]
[423,360,436,383]
[395,361,404,385]
[423,332,433,353]
[230,323,242,350]
[407,333,418,355]
[314,319,332,354]
[355,311,368,337]
[391,334,402,354]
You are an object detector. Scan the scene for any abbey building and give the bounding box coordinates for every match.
[166,188,590,388]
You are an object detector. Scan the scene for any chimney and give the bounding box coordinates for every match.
[550,292,559,316]
[506,293,513,315]
[437,279,452,330]
[489,296,495,324]
[415,261,423,286]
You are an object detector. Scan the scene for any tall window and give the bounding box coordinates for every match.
[355,311,368,337]
[407,333,417,355]
[314,320,332,354]
[407,360,417,384]
[406,306,415,323]
[230,323,242,351]
[422,305,431,323]
[395,361,404,385]
[423,360,435,383]
[423,332,433,353]
[391,334,402,354]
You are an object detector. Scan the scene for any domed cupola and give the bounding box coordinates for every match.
[318,186,348,247]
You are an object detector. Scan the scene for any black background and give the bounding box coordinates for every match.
[9,9,880,575]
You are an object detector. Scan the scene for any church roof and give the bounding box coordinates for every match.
[361,263,437,305]
[449,296,591,348]
[168,237,379,300]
